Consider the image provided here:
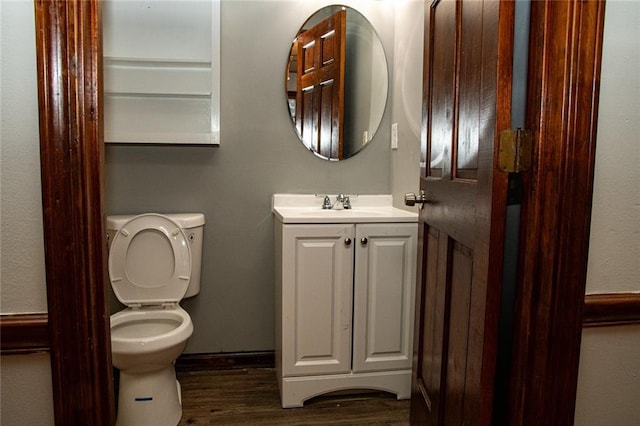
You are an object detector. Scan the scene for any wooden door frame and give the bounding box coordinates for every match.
[34,0,114,424]
[508,0,605,423]
[34,0,603,423]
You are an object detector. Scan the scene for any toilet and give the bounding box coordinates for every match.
[106,213,205,426]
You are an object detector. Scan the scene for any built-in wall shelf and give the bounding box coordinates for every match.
[104,57,212,97]
[105,93,212,99]
[104,131,215,145]
[102,0,220,145]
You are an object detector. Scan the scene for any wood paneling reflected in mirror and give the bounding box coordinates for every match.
[286,6,388,161]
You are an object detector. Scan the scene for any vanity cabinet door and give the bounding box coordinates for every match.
[352,223,417,373]
[281,224,354,376]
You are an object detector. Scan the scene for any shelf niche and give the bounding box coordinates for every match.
[103,0,220,145]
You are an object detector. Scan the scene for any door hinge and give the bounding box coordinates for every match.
[498,129,533,173]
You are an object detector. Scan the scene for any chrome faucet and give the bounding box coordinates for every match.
[321,194,351,210]
[333,194,351,210]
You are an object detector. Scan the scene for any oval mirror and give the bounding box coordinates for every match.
[285,6,388,161]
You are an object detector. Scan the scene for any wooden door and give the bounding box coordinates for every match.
[410,0,514,424]
[352,223,417,373]
[295,10,346,160]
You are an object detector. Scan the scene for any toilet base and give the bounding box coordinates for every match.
[116,365,182,426]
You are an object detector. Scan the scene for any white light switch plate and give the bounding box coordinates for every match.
[391,123,398,149]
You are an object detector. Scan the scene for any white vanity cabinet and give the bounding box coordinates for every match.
[274,218,417,408]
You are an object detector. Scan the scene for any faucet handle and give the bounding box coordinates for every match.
[343,195,351,209]
[322,195,332,209]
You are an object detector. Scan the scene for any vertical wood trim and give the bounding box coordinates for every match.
[34,1,114,424]
[508,0,605,424]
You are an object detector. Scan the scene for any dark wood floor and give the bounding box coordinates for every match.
[176,368,410,425]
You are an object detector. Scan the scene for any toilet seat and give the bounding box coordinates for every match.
[109,213,191,307]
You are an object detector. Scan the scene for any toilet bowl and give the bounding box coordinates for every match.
[107,213,204,426]
[111,307,193,373]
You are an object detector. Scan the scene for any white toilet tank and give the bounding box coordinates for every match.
[106,213,205,298]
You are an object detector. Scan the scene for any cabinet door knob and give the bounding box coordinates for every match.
[361,237,368,245]
[344,238,352,246]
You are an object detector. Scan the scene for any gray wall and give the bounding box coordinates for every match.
[105,0,400,353]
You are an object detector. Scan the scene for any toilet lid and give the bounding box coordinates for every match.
[108,214,191,307]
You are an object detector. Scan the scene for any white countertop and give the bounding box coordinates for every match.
[272,194,418,224]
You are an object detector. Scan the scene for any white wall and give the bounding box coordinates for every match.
[584,0,640,295]
[574,1,640,425]
[1,0,47,314]
[0,354,54,425]
[0,1,55,424]
[576,326,640,426]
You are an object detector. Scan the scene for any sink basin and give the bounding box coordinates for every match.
[298,209,390,216]
[272,194,418,224]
